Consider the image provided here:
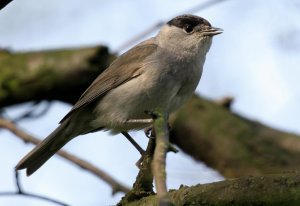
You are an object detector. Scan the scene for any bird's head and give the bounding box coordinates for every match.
[157,14,222,55]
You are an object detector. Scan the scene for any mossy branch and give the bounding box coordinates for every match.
[0,47,115,107]
[125,172,300,206]
[119,138,155,205]
[152,111,173,206]
[170,95,300,178]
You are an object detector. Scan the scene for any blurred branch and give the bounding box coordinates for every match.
[0,191,68,206]
[170,95,300,178]
[184,0,232,14]
[0,171,69,206]
[215,96,234,110]
[0,46,115,107]
[0,118,130,194]
[15,171,22,193]
[0,0,12,10]
[115,22,163,52]
[13,101,52,122]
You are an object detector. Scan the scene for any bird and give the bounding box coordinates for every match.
[16,14,222,176]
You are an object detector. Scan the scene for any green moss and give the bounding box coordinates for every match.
[0,46,114,107]
[125,173,300,205]
[170,95,300,177]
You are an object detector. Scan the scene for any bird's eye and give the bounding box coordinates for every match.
[184,25,194,33]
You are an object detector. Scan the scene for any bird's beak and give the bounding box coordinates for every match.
[202,27,223,36]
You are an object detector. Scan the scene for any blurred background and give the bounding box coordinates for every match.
[0,0,299,205]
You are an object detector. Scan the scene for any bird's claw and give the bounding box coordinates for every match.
[144,126,155,139]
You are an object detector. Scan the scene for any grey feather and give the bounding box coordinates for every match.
[60,41,158,123]
[15,120,74,176]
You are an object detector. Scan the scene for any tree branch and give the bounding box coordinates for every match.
[0,46,115,107]
[119,138,155,205]
[123,172,300,206]
[152,111,172,206]
[170,95,300,177]
[0,118,130,194]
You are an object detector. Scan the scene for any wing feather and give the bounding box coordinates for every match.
[60,40,158,123]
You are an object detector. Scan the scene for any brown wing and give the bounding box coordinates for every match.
[60,41,158,123]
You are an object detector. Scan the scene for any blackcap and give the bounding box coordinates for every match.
[16,14,222,175]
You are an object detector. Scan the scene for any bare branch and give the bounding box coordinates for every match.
[0,118,130,194]
[152,112,172,206]
[0,191,69,206]
[116,0,231,51]
[184,0,232,14]
[13,101,52,122]
[116,22,164,52]
[14,171,23,193]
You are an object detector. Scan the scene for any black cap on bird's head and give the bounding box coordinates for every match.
[167,14,211,28]
[167,14,223,36]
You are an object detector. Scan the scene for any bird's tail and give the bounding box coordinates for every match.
[15,120,75,176]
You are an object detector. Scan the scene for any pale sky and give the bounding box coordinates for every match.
[0,0,299,205]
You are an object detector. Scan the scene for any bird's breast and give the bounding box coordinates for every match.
[167,57,204,112]
[93,50,205,132]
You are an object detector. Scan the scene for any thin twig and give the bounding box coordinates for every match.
[0,118,130,194]
[0,191,69,206]
[13,101,52,122]
[116,22,164,52]
[152,112,172,206]
[0,171,69,205]
[15,171,23,193]
[184,0,232,14]
[116,0,231,52]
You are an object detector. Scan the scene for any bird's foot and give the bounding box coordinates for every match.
[144,126,155,139]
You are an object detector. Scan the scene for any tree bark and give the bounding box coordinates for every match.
[0,47,115,107]
[170,96,300,177]
[124,172,300,206]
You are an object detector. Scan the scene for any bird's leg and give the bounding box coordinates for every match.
[123,118,153,168]
[121,132,145,156]
[121,132,147,168]
[144,127,178,153]
[144,111,178,153]
[123,114,177,168]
